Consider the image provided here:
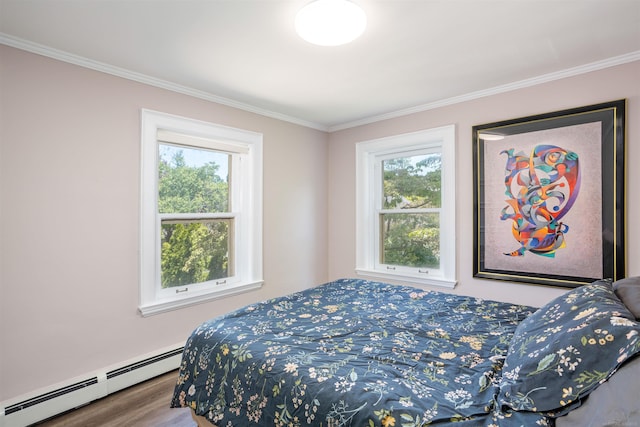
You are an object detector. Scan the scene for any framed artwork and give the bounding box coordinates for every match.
[472,100,625,287]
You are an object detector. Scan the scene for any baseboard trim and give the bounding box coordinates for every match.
[0,345,184,427]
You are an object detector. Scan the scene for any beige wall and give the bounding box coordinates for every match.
[327,60,640,307]
[0,45,328,401]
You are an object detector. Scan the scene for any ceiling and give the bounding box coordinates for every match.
[1,0,639,131]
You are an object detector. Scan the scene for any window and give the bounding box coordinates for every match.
[355,125,456,288]
[140,110,263,316]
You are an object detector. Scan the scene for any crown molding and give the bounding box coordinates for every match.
[2,33,638,133]
[0,33,329,132]
[329,50,640,132]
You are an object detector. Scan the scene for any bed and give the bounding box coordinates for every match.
[170,277,640,426]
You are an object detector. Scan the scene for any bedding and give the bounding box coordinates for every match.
[498,279,640,416]
[171,278,640,426]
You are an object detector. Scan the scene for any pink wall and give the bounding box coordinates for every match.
[0,45,328,401]
[327,60,640,306]
[1,43,638,404]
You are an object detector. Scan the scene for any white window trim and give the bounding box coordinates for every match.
[139,109,263,316]
[355,125,457,289]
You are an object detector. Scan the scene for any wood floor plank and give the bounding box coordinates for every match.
[35,370,195,427]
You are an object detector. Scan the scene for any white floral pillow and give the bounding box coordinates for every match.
[498,280,640,414]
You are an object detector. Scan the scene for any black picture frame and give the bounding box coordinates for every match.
[472,100,625,288]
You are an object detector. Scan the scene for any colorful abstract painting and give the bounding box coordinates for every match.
[500,145,580,258]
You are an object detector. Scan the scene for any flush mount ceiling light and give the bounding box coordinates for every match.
[295,0,367,46]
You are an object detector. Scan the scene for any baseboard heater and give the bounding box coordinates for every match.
[1,346,184,427]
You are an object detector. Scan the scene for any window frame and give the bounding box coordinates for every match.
[355,125,457,288]
[139,109,263,316]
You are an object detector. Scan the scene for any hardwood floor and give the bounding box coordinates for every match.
[35,370,196,427]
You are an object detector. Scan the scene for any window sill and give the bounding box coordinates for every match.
[355,268,457,289]
[139,280,264,317]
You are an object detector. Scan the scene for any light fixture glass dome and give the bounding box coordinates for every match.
[295,0,367,46]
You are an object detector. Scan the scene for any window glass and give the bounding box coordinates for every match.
[161,219,231,288]
[158,144,229,214]
[382,153,441,209]
[380,212,439,268]
[380,152,441,270]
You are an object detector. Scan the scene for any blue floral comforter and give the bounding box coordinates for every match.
[171,278,551,426]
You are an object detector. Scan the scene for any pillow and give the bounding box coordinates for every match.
[498,280,640,414]
[613,277,640,320]
[554,355,640,427]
